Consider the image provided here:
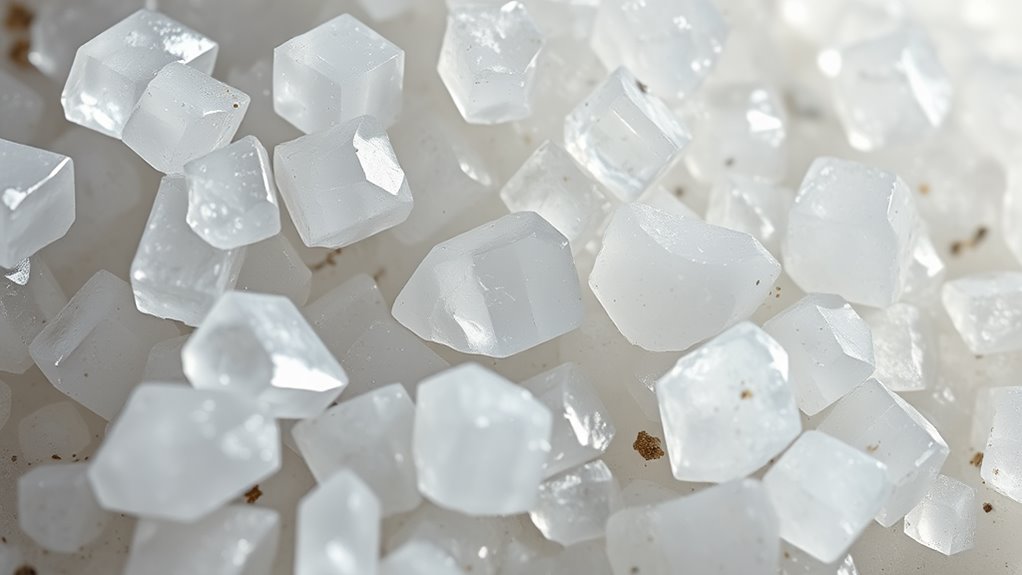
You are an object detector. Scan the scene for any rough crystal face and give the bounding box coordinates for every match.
[143,335,189,383]
[385,503,511,575]
[17,402,92,463]
[817,379,949,526]
[123,506,280,575]
[393,212,583,358]
[590,203,780,352]
[131,175,246,327]
[274,14,404,133]
[656,322,800,482]
[529,459,622,545]
[61,9,218,139]
[292,383,420,516]
[338,319,450,399]
[413,364,553,515]
[783,157,918,308]
[184,136,280,250]
[980,388,1022,503]
[705,176,794,256]
[763,294,875,416]
[0,259,67,374]
[302,273,390,358]
[122,62,250,174]
[0,69,44,145]
[29,270,179,420]
[381,541,464,575]
[564,68,691,201]
[863,303,936,392]
[903,475,976,556]
[88,383,281,522]
[591,0,727,99]
[438,2,545,124]
[18,463,111,553]
[235,234,312,306]
[942,273,1022,355]
[183,291,348,419]
[969,387,1015,452]
[274,115,412,248]
[0,139,75,269]
[763,430,892,564]
[295,470,380,575]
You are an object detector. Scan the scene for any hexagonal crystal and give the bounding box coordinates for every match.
[302,273,389,358]
[0,69,44,145]
[529,459,622,546]
[903,475,976,556]
[17,402,92,464]
[295,470,380,575]
[381,541,464,575]
[235,234,312,306]
[18,463,111,553]
[942,273,1022,355]
[981,388,1022,503]
[705,176,794,256]
[339,319,450,399]
[0,259,66,374]
[863,303,937,392]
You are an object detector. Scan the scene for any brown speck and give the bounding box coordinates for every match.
[9,38,30,68]
[740,389,753,400]
[633,431,664,461]
[994,468,1000,475]
[950,241,963,256]
[51,454,61,460]
[15,566,37,575]
[232,103,239,109]
[673,186,685,198]
[783,551,791,560]
[724,157,735,167]
[918,183,930,195]
[244,484,263,504]
[636,80,648,94]
[310,247,343,271]
[970,452,984,468]
[866,444,879,453]
[372,268,386,282]
[630,568,640,575]
[974,226,989,244]
[4,2,33,31]
[983,502,993,513]
[11,455,17,462]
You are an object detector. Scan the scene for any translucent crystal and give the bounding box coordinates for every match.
[763,294,875,415]
[235,234,312,306]
[302,273,389,358]
[226,58,297,146]
[295,470,380,575]
[783,157,918,308]
[862,303,936,392]
[413,364,553,515]
[122,62,250,174]
[564,68,691,201]
[960,61,1022,163]
[620,479,678,507]
[590,203,780,352]
[339,319,450,399]
[942,273,1022,355]
[17,402,91,463]
[386,503,510,575]
[0,379,9,432]
[529,459,622,545]
[763,430,892,563]
[143,335,189,383]
[981,388,1022,503]
[903,475,976,556]
[61,9,218,139]
[274,115,412,248]
[291,383,420,516]
[817,379,949,526]
[637,185,701,220]
[393,212,583,358]
[0,259,66,374]
[88,383,280,522]
[131,175,246,326]
[438,2,545,124]
[29,0,143,81]
[357,0,416,21]
[523,0,600,39]
[183,291,348,419]
[0,139,75,268]
[18,463,111,553]
[902,228,946,304]
[123,506,280,575]
[29,270,179,420]
[0,69,44,145]
[381,541,464,575]
[705,176,794,256]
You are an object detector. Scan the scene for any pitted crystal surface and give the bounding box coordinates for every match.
[942,273,1022,355]
[863,303,936,392]
[295,470,380,575]
[903,475,976,556]
[0,259,66,374]
[705,176,793,256]
[18,463,111,553]
[529,459,622,545]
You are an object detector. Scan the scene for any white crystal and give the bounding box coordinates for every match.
[17,401,91,463]
[637,185,701,220]
[295,470,380,575]
[862,303,936,392]
[183,291,348,419]
[529,459,622,545]
[705,176,794,256]
[0,69,44,145]
[88,383,280,522]
[970,387,1011,452]
[61,9,218,139]
[226,58,296,146]
[526,540,613,575]
[564,68,691,201]
[942,273,1022,355]
[274,14,404,133]
[413,364,553,515]
[590,203,780,352]
[143,335,189,383]
[903,474,976,556]
[393,212,583,358]
[981,388,1022,503]
[339,319,450,399]
[122,62,250,174]
[28,0,142,82]
[386,503,510,575]
[358,0,417,22]
[274,115,412,248]
[763,430,892,564]
[18,463,111,553]
[0,379,9,432]
[235,234,312,306]
[960,62,1022,164]
[902,228,946,304]
[763,294,875,415]
[0,258,66,374]
[620,479,678,507]
[381,541,465,575]
[302,273,389,358]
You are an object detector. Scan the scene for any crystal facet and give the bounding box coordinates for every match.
[143,335,189,383]
[0,69,44,145]
[980,388,1022,503]
[0,259,66,374]
[528,459,622,545]
[18,463,111,553]
[338,319,450,399]
[942,273,1022,355]
[705,176,793,256]
[235,234,312,306]
[863,303,937,392]
[903,475,976,556]
[381,541,465,575]
[17,402,92,463]
[386,503,510,575]
[302,273,389,358]
[295,470,380,575]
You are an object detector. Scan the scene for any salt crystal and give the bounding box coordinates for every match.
[381,541,465,575]
[590,203,779,352]
[529,459,622,545]
[143,335,189,383]
[302,273,389,358]
[274,14,404,133]
[393,212,583,358]
[637,185,701,220]
[386,503,510,575]
[0,380,9,432]
[274,115,412,248]
[903,475,976,556]
[862,303,937,392]
[902,228,946,304]
[358,0,417,22]
[705,176,794,256]
[17,402,91,464]
[226,59,296,146]
[763,294,875,415]
[339,319,450,399]
[0,258,67,374]
[970,387,1019,451]
[524,540,613,575]
[413,364,552,515]
[235,234,312,306]
[18,463,111,553]
[295,470,380,575]
[980,388,1022,503]
[524,0,599,39]
[183,291,348,419]
[29,0,142,81]
[960,62,1022,163]
[0,69,44,145]
[942,273,1022,355]
[88,383,280,522]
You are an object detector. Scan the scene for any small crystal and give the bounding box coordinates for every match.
[942,273,1022,355]
[17,402,92,464]
[0,258,66,374]
[0,69,44,145]
[705,176,793,256]
[302,273,389,358]
[381,541,464,575]
[903,475,976,556]
[235,234,312,306]
[981,388,1022,503]
[529,459,622,545]
[143,335,189,383]
[295,470,380,575]
[386,503,510,575]
[29,0,143,82]
[339,319,450,399]
[18,463,111,553]
[863,303,937,392]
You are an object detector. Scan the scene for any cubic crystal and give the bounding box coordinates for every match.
[235,234,312,306]
[17,402,91,464]
[381,541,464,575]
[0,69,44,145]
[705,176,793,256]
[981,388,1022,503]
[295,470,380,575]
[903,474,976,556]
[143,335,189,383]
[302,273,389,358]
[18,463,111,553]
[338,319,450,399]
[529,459,622,545]
[0,258,67,374]
[862,303,936,392]
[942,273,1022,355]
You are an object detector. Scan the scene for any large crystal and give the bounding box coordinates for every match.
[295,470,380,575]
[17,402,92,463]
[942,273,1022,355]
[18,463,111,553]
[88,383,280,522]
[980,388,1022,503]
[0,259,67,374]
[590,203,779,352]
[529,459,622,545]
[235,234,312,306]
[903,474,976,556]
[381,541,465,575]
[393,212,583,358]
[302,273,389,358]
[338,319,450,399]
[705,176,793,257]
[0,69,44,145]
[862,303,936,392]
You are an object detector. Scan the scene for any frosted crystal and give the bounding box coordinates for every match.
[358,0,417,22]
[783,157,918,308]
[122,62,250,174]
[339,319,450,399]
[131,175,246,326]
[413,364,553,515]
[143,335,189,383]
[184,136,280,250]
[0,258,67,374]
[381,541,465,575]
[960,62,1022,163]
[123,505,280,575]
[0,379,9,432]
[438,2,545,124]
[591,0,727,99]
[529,459,622,545]
[29,0,142,81]
[763,294,875,416]
[862,303,936,392]
[637,185,701,220]
[61,9,218,139]
[705,176,794,256]
[295,470,380,575]
[590,203,780,352]
[0,139,75,268]
[235,234,312,306]
[18,463,111,553]
[971,387,1019,451]
[88,383,280,522]
[903,475,976,556]
[942,273,1022,355]
[763,431,891,564]
[183,291,348,419]
[291,383,420,516]
[564,68,691,201]
[302,273,389,358]
[656,322,800,482]
[980,388,1022,503]
[274,115,412,248]
[17,402,91,463]
[393,212,583,358]
[520,362,615,477]
[817,379,949,526]
[902,229,946,304]
[0,69,44,145]
[386,503,510,575]
[30,270,179,420]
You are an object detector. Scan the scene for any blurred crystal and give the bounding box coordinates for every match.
[338,319,450,399]
[960,61,1022,163]
[942,273,1022,355]
[779,545,859,575]
[525,541,613,575]
[386,503,510,575]
[235,234,312,306]
[863,303,936,392]
[0,379,9,432]
[382,543,464,575]
[17,401,91,464]
[902,228,946,304]
[971,387,1019,452]
[302,273,389,358]
[143,335,189,383]
[529,459,622,545]
[778,0,903,46]
[903,474,976,556]
[705,176,793,256]
[295,470,380,575]
[0,258,66,374]
[981,388,1022,503]
[0,69,44,145]
[357,0,417,21]
[29,0,143,82]
[18,463,111,553]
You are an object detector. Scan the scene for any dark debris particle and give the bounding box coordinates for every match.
[983,502,993,513]
[866,444,879,453]
[740,389,753,400]
[51,454,61,460]
[11,455,17,462]
[724,157,735,167]
[635,80,648,94]
[4,2,33,31]
[633,431,664,461]
[673,186,685,198]
[9,38,30,68]
[970,452,984,468]
[918,183,930,195]
[244,484,263,504]
[15,566,37,575]
[309,247,344,271]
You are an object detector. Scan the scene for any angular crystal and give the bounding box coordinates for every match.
[18,463,111,553]
[779,544,859,575]
[302,273,389,358]
[902,227,946,304]
[903,475,976,556]
[942,273,1022,355]
[17,402,91,464]
[0,258,66,374]
[590,203,780,352]
[637,185,701,220]
[386,503,511,575]
[339,319,450,399]
[0,69,44,145]
[529,459,622,545]
[235,234,312,306]
[381,541,464,575]
[29,0,142,81]
[295,470,380,575]
[981,388,1022,503]
[705,176,793,256]
[143,335,189,383]
[863,303,936,392]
